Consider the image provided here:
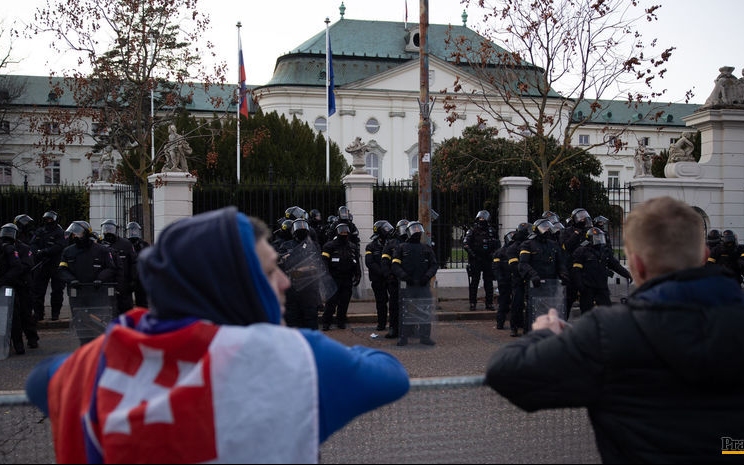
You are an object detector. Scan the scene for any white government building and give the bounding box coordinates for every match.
[1,6,701,191]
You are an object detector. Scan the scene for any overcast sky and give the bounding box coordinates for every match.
[4,0,742,105]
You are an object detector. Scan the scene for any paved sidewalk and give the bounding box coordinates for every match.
[36,282,631,329]
[35,286,490,329]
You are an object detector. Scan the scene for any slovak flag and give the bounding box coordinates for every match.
[238,34,249,119]
[69,309,318,463]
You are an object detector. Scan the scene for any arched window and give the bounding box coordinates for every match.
[366,152,380,178]
[409,153,418,177]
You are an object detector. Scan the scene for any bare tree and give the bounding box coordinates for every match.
[24,0,228,242]
[442,0,679,211]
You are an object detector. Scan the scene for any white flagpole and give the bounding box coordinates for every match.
[236,22,242,184]
[325,17,330,184]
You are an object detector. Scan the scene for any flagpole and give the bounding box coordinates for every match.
[325,17,331,184]
[236,22,242,184]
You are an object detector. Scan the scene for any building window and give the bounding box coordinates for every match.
[314,116,327,132]
[670,137,677,145]
[409,154,418,177]
[92,123,106,135]
[607,170,620,189]
[0,162,11,185]
[365,152,380,178]
[44,161,60,185]
[365,118,380,134]
[578,134,589,146]
[91,160,100,182]
[42,122,61,135]
[640,137,650,146]
[606,135,618,148]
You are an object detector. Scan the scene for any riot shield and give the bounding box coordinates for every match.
[0,287,15,360]
[281,242,337,305]
[399,284,436,340]
[68,283,116,344]
[525,278,566,332]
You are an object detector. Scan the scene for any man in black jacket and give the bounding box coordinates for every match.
[100,219,138,317]
[486,196,744,463]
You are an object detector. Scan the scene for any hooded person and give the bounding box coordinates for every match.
[25,207,410,464]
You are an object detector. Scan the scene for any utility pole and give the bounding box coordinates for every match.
[418,0,432,245]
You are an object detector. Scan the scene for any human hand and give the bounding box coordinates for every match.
[532,308,570,334]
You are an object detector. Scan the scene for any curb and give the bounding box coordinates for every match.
[36,298,493,330]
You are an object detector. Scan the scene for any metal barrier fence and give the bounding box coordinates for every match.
[0,377,600,464]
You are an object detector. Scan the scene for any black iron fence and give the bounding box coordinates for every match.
[1,181,632,268]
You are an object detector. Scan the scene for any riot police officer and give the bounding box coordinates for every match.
[391,221,438,346]
[492,231,515,330]
[379,219,409,339]
[505,222,531,336]
[101,219,138,316]
[278,219,324,329]
[365,220,395,331]
[519,218,569,332]
[463,210,500,311]
[126,222,150,308]
[560,208,593,316]
[707,229,744,285]
[570,227,631,314]
[321,223,361,330]
[1,223,39,354]
[29,210,67,321]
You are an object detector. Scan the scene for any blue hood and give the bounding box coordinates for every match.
[138,207,281,326]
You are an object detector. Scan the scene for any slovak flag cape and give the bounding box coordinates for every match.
[48,309,319,463]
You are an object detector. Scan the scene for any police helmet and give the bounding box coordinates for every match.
[706,229,721,248]
[475,210,491,223]
[42,210,59,223]
[291,219,310,241]
[280,219,293,232]
[0,223,18,241]
[66,220,92,240]
[285,206,308,221]
[541,211,560,225]
[309,209,322,222]
[101,219,118,237]
[335,222,351,235]
[13,214,34,232]
[503,231,516,247]
[514,222,531,241]
[585,227,607,246]
[593,215,610,230]
[531,219,553,238]
[395,219,410,238]
[571,208,592,228]
[337,206,351,222]
[372,220,394,240]
[406,221,425,240]
[126,222,143,239]
[722,229,738,247]
[327,215,338,225]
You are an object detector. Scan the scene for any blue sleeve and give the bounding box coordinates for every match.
[25,354,71,417]
[299,329,410,442]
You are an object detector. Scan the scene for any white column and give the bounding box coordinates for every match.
[147,172,198,243]
[89,182,120,232]
[499,176,532,232]
[342,172,376,296]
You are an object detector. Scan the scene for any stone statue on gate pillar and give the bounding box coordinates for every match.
[633,142,654,178]
[345,137,371,174]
